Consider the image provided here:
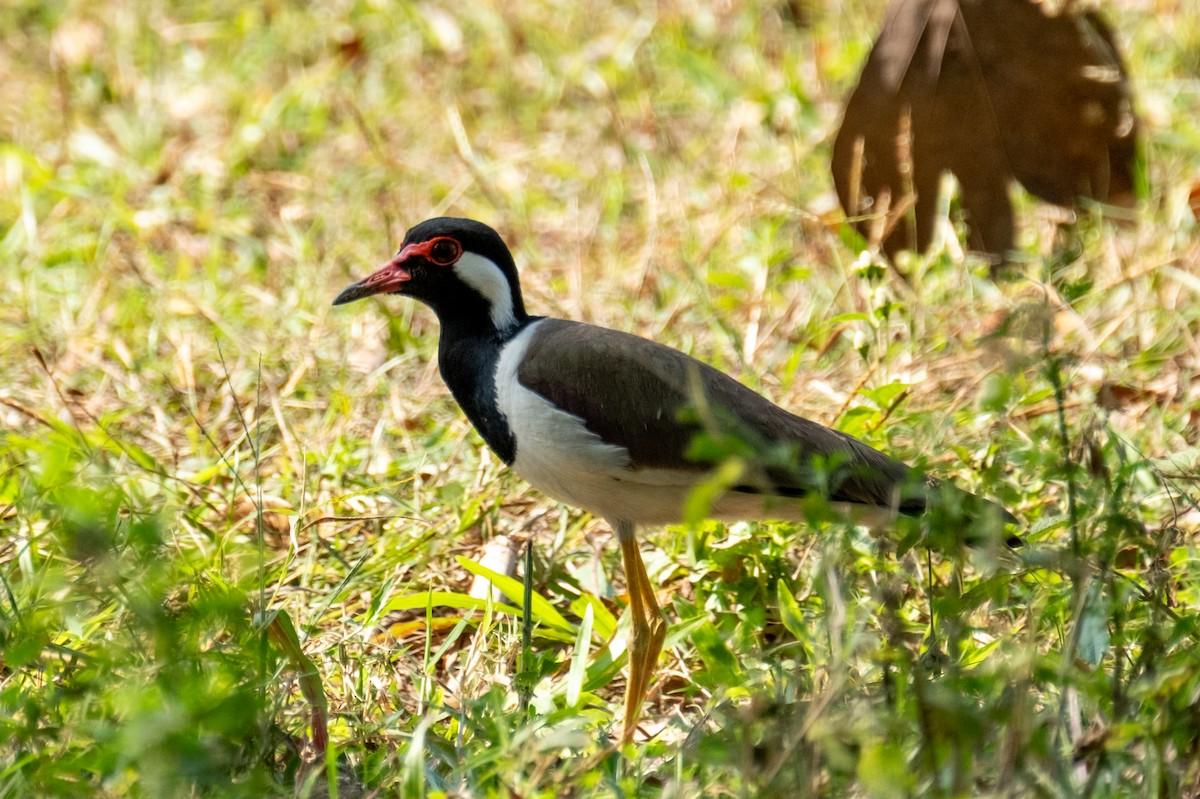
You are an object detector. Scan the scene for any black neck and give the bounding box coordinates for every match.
[435,316,533,466]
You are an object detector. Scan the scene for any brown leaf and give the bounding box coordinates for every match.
[832,0,1140,269]
[1096,371,1179,412]
[336,31,366,66]
[1114,546,1140,570]
[225,495,292,541]
[1072,718,1110,762]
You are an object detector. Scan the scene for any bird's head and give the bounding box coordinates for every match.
[333,217,527,333]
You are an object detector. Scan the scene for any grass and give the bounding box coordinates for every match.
[2,0,1199,796]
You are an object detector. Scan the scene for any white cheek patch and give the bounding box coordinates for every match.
[454,253,517,331]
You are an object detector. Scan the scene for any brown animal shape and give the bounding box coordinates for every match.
[831,0,1140,269]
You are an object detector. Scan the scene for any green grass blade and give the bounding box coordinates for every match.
[566,602,594,708]
[455,555,575,635]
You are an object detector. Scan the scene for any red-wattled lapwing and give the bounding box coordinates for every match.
[333,217,1018,743]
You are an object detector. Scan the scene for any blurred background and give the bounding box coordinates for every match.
[2,1,1199,796]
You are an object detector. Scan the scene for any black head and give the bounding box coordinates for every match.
[333,217,528,333]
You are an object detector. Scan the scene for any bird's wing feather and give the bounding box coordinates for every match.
[516,318,921,511]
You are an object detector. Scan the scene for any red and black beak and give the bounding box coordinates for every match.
[332,253,413,306]
[332,238,454,306]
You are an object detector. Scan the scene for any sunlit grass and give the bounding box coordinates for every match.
[2,0,1199,796]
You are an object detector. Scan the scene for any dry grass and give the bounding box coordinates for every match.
[2,0,1199,796]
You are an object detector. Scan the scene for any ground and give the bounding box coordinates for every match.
[1,1,1199,797]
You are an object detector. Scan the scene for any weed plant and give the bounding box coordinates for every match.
[1,1,1198,796]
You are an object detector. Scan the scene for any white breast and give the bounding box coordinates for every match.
[494,322,697,524]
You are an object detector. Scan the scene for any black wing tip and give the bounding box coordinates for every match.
[910,490,1025,549]
[972,503,1025,550]
[993,503,1024,549]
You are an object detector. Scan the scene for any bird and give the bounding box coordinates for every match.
[333,217,1018,744]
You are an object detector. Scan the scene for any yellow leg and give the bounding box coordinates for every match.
[615,520,667,744]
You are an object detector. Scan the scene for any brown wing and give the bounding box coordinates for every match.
[517,318,923,512]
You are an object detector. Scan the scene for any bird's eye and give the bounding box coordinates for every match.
[428,238,462,266]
